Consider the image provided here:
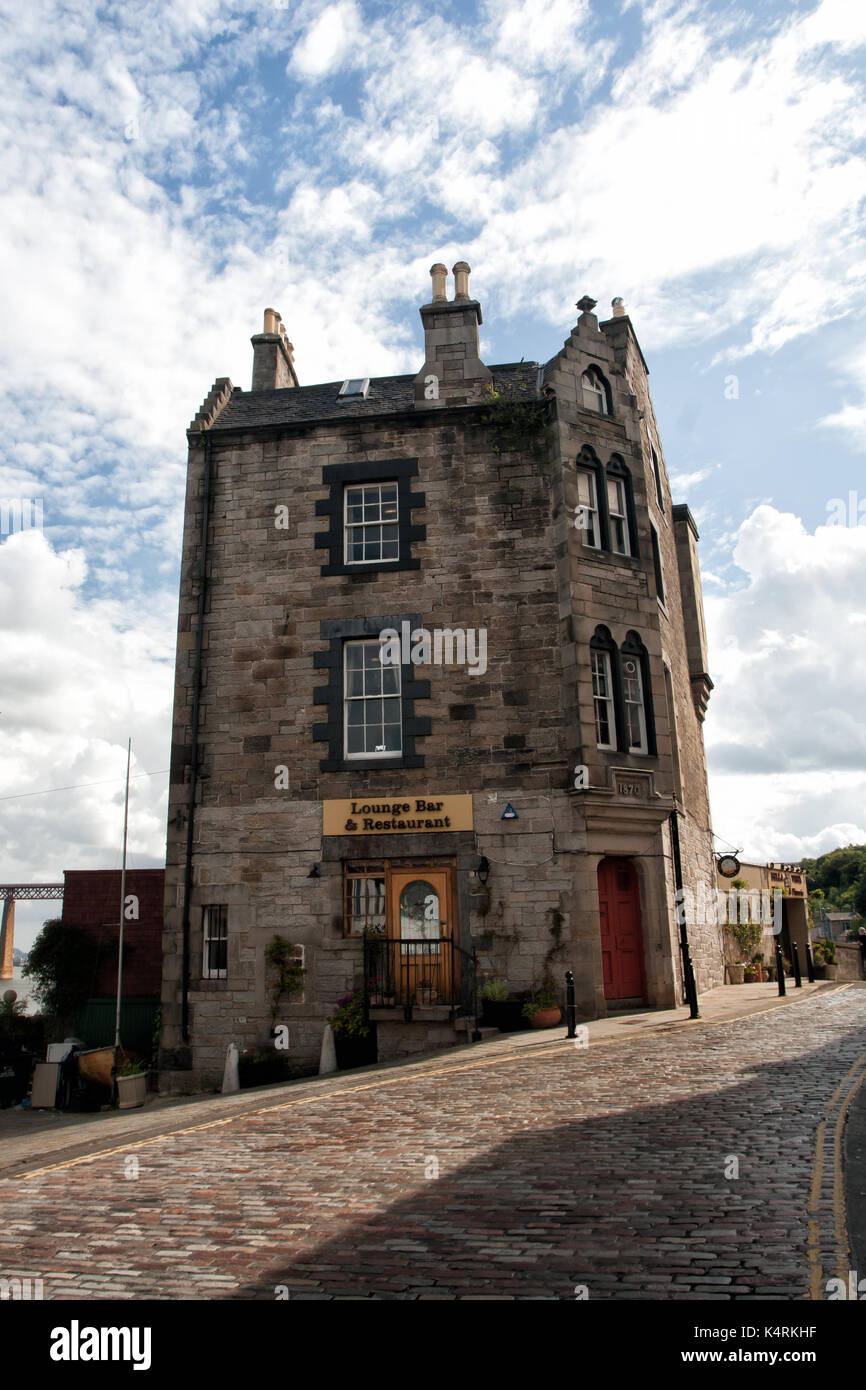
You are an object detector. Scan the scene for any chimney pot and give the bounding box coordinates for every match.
[252,307,298,390]
[430,263,448,302]
[611,297,626,318]
[452,261,471,301]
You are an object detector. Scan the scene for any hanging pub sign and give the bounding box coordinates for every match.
[322,794,474,836]
[717,854,741,879]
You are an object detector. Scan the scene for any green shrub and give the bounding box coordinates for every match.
[480,977,510,1002]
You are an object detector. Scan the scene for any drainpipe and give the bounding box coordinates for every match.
[180,431,212,1042]
[669,807,700,1019]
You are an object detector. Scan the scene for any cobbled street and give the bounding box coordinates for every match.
[2,985,865,1301]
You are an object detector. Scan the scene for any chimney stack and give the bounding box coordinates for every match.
[611,297,626,318]
[251,307,299,391]
[414,260,491,406]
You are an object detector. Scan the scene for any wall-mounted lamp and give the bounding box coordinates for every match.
[307,864,320,879]
[476,855,490,886]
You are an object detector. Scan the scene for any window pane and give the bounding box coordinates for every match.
[347,725,365,753]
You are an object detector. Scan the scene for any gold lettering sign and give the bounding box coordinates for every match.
[322,794,474,836]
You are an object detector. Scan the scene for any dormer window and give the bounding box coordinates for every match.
[581,367,610,414]
[339,378,370,398]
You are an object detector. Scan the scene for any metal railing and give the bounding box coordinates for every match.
[363,934,477,1027]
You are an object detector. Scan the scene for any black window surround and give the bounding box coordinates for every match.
[588,625,657,757]
[650,444,665,514]
[576,446,639,559]
[650,523,665,606]
[315,458,426,577]
[313,614,431,772]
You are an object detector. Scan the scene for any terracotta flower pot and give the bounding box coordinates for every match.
[529,1007,562,1029]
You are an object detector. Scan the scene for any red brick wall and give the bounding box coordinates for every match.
[61,869,164,997]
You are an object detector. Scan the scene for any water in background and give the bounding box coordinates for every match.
[0,970,38,1013]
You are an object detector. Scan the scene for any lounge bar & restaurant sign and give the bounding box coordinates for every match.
[322,794,474,836]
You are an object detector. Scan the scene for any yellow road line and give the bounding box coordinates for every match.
[8,982,859,1183]
[805,1048,866,1299]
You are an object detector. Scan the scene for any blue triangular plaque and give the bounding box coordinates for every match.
[501,803,518,820]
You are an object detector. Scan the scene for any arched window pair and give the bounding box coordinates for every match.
[589,627,656,756]
[580,367,612,415]
[574,446,638,558]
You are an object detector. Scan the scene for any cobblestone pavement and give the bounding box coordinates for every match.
[1,985,865,1301]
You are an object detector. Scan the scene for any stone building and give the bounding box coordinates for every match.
[160,264,723,1092]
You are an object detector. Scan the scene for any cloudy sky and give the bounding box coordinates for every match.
[2,0,865,950]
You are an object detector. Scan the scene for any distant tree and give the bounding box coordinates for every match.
[801,846,866,913]
[22,919,99,1031]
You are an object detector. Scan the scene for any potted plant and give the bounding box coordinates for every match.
[479,978,526,1032]
[743,962,759,983]
[725,910,762,985]
[116,1058,147,1109]
[329,989,377,1069]
[522,977,562,1030]
[813,938,838,980]
[751,953,765,983]
[266,935,305,1036]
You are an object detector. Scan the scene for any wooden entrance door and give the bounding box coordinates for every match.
[387,868,455,1005]
[597,857,646,1001]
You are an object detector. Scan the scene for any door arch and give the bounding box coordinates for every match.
[597,857,646,1002]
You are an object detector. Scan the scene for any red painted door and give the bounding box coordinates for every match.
[597,857,646,1000]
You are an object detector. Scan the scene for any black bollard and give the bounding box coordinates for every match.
[792,941,802,988]
[565,970,576,1039]
[775,939,786,997]
[804,939,815,984]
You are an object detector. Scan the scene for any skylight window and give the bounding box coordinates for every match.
[339,378,370,398]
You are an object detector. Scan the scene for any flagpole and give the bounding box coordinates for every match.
[114,738,131,1048]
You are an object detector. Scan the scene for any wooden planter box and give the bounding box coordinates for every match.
[116,1072,147,1109]
[814,964,838,980]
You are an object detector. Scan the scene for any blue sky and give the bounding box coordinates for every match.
[2,0,865,950]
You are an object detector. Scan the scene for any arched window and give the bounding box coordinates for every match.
[620,631,656,756]
[574,445,607,549]
[605,455,638,558]
[580,366,611,415]
[589,625,620,750]
[650,444,665,512]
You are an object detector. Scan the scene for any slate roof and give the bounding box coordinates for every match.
[209,361,542,432]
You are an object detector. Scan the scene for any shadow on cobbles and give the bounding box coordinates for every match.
[221,1004,866,1300]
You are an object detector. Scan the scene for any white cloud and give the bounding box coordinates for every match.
[290,1,363,80]
[0,530,174,893]
[704,504,866,852]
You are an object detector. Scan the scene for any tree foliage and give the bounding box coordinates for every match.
[22,918,99,1026]
[801,846,866,919]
